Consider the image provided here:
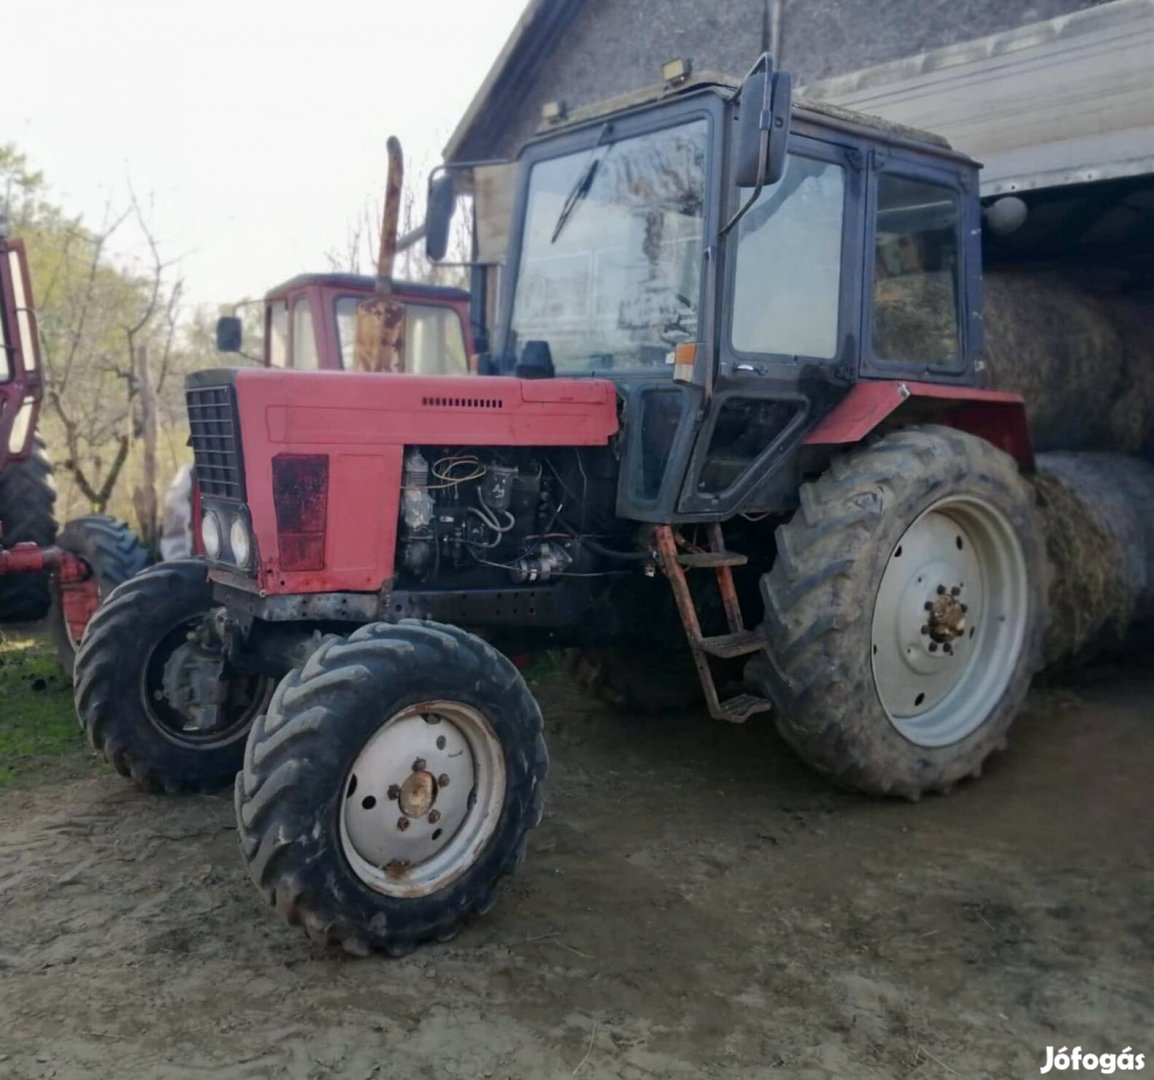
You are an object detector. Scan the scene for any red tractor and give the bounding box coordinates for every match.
[0,226,148,664]
[76,58,1046,955]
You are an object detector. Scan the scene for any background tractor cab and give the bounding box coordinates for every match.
[214,273,473,374]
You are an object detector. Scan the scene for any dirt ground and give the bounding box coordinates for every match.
[1,659,1152,1080]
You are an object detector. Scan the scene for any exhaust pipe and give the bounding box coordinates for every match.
[353,136,407,373]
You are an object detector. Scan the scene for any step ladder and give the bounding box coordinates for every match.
[653,524,773,723]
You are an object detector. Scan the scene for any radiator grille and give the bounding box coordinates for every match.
[186,383,244,499]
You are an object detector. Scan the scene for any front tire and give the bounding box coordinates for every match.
[235,620,548,956]
[49,515,151,678]
[74,560,271,793]
[750,426,1045,799]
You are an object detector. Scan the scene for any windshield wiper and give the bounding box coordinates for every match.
[551,122,614,244]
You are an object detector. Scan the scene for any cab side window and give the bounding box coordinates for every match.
[267,301,288,368]
[872,175,961,368]
[731,155,846,360]
[291,297,320,370]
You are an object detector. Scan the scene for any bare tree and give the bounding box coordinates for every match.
[36,190,184,528]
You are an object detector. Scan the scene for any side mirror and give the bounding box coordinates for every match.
[425,172,457,262]
[734,58,792,189]
[216,315,242,353]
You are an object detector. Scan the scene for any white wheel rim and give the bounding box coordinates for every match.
[870,495,1029,747]
[338,701,506,898]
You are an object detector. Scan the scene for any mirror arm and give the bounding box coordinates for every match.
[397,223,426,254]
[720,164,766,238]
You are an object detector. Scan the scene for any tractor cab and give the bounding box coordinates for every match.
[427,57,993,521]
[0,226,43,467]
[216,273,473,374]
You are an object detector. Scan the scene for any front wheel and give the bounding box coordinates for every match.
[74,560,272,793]
[750,425,1046,799]
[235,620,548,956]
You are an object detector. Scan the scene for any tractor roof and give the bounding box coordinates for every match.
[531,70,963,161]
[264,273,469,305]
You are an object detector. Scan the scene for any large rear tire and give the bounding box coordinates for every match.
[49,514,151,679]
[749,425,1046,799]
[74,560,272,793]
[235,620,548,956]
[0,437,57,623]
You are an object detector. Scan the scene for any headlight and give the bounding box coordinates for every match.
[201,511,223,560]
[229,515,252,569]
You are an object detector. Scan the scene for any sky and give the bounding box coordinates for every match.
[1,0,527,310]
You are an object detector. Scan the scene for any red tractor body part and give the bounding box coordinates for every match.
[804,380,1035,468]
[197,368,618,595]
[0,543,96,643]
[0,236,44,466]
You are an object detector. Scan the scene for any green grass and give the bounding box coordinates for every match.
[0,629,82,789]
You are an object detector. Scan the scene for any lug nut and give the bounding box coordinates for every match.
[397,817,410,832]
[960,603,968,613]
[951,586,961,597]
[937,585,947,595]
[412,758,426,773]
[920,625,930,636]
[438,774,450,787]
[924,601,934,611]
[943,643,953,655]
[428,809,441,824]
[928,642,939,653]
[387,784,401,801]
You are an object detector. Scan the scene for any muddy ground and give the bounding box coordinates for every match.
[0,658,1151,1080]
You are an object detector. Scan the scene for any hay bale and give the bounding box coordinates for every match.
[983,272,1154,455]
[1032,452,1154,667]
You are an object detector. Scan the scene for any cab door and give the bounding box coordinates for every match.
[678,132,865,517]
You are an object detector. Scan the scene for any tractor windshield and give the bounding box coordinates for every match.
[508,119,708,374]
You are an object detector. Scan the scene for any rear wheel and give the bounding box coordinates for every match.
[750,425,1045,799]
[0,437,57,623]
[236,620,548,956]
[74,560,272,793]
[49,515,151,679]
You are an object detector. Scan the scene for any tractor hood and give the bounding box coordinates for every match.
[223,367,618,447]
[185,368,618,596]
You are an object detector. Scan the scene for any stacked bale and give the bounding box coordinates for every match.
[983,271,1154,457]
[1031,452,1154,667]
[982,272,1154,668]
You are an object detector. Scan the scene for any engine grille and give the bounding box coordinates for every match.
[186,383,244,499]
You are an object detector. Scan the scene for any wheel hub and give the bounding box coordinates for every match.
[870,497,1028,747]
[161,636,226,732]
[925,587,967,645]
[339,702,506,898]
[399,769,437,818]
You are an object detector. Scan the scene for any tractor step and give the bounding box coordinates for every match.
[717,693,774,723]
[697,628,765,659]
[675,550,748,568]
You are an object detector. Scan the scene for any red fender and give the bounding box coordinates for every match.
[803,380,1034,468]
